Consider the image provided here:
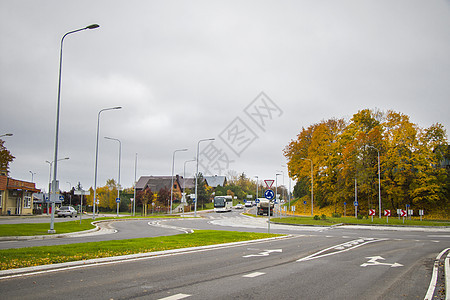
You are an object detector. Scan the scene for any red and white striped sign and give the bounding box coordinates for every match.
[368,209,376,216]
[400,209,407,217]
[384,209,391,217]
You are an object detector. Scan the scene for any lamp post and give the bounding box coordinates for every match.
[368,145,382,218]
[0,133,13,138]
[45,157,69,215]
[194,138,215,217]
[183,159,196,217]
[170,148,188,214]
[300,158,314,216]
[133,153,137,216]
[275,173,281,217]
[104,137,122,217]
[29,171,36,182]
[254,176,259,216]
[93,106,122,219]
[49,24,99,234]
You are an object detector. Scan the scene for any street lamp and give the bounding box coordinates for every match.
[104,137,121,217]
[0,133,13,138]
[368,145,382,218]
[170,148,188,214]
[93,106,122,219]
[275,173,281,217]
[254,176,259,216]
[45,157,69,217]
[300,158,314,216]
[183,159,196,217]
[29,171,36,182]
[49,24,99,234]
[133,153,137,216]
[194,138,215,217]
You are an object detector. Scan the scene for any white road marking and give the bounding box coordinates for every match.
[445,254,449,300]
[360,256,403,268]
[243,249,282,258]
[158,293,191,300]
[243,272,265,278]
[424,248,450,300]
[428,235,450,238]
[297,238,385,262]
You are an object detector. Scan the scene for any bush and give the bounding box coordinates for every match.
[313,215,320,220]
[357,214,363,219]
[332,213,341,218]
[321,214,327,220]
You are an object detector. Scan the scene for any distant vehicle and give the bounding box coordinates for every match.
[57,206,77,218]
[257,198,274,216]
[214,196,233,212]
[244,201,253,207]
[235,203,244,209]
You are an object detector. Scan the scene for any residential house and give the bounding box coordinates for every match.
[0,174,40,215]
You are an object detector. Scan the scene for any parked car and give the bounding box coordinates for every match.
[56,206,77,218]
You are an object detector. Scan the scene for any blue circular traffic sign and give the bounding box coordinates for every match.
[264,189,274,200]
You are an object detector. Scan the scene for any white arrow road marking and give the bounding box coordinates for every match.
[360,256,403,267]
[243,249,282,258]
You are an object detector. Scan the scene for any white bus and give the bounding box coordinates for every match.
[213,196,233,212]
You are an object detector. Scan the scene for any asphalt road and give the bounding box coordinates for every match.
[0,210,449,299]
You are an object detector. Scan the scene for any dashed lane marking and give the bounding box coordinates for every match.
[243,272,265,278]
[158,293,191,300]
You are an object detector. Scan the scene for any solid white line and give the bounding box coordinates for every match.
[424,248,450,300]
[445,255,449,300]
[158,293,191,300]
[243,272,265,278]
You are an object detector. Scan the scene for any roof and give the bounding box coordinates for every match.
[0,174,40,192]
[179,177,195,189]
[136,175,180,191]
[204,175,227,187]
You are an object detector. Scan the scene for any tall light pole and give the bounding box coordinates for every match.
[0,133,13,138]
[93,106,122,219]
[45,157,69,215]
[194,138,215,217]
[183,158,196,216]
[254,176,259,216]
[275,173,281,217]
[49,24,99,234]
[29,171,36,182]
[104,137,121,217]
[368,145,382,218]
[133,153,137,216]
[300,158,314,216]
[170,148,188,214]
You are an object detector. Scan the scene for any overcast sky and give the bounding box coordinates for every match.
[1,0,449,193]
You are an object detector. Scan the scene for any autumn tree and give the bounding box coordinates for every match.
[284,109,448,216]
[0,139,14,175]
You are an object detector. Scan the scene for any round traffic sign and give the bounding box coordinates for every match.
[264,189,274,200]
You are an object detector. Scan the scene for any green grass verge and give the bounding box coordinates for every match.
[0,230,281,270]
[271,216,450,227]
[0,216,194,237]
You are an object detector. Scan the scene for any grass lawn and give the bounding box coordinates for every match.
[0,230,281,270]
[0,215,194,237]
[270,216,450,227]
